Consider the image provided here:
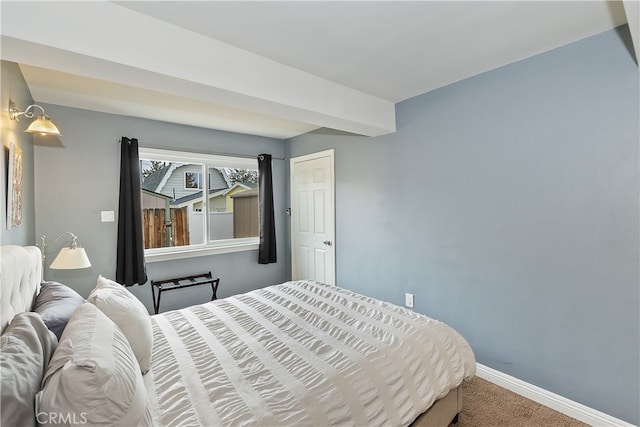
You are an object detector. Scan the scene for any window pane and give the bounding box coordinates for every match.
[139,148,260,254]
[208,167,259,241]
[140,160,205,249]
[185,172,201,189]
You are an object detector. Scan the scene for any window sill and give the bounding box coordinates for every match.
[145,240,259,263]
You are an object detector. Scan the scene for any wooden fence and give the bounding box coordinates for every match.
[143,207,189,249]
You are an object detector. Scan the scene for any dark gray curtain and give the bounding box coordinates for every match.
[258,154,277,264]
[116,137,148,286]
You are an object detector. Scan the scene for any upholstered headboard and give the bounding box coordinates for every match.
[0,245,42,333]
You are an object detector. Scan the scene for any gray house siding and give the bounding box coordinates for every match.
[210,196,226,212]
[208,167,228,190]
[156,165,228,201]
[161,164,203,200]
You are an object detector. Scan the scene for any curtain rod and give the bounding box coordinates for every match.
[116,139,286,160]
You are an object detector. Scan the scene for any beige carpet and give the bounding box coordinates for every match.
[452,376,588,427]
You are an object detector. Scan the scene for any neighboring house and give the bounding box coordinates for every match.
[141,165,257,245]
[171,182,256,213]
[141,188,172,210]
[142,164,230,202]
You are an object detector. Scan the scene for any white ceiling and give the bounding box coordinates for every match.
[1,1,636,140]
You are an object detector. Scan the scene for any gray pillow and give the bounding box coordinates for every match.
[37,303,148,427]
[32,281,85,340]
[0,312,57,427]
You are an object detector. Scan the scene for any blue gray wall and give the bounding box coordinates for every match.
[1,60,36,245]
[33,104,288,313]
[286,27,639,424]
[6,24,638,424]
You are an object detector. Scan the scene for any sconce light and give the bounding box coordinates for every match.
[9,99,61,136]
[40,232,91,270]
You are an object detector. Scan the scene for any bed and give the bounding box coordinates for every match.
[0,245,476,427]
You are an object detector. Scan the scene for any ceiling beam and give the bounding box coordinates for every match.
[0,1,396,137]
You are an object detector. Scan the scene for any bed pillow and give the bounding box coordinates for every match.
[1,312,57,427]
[36,303,147,427]
[87,275,153,374]
[32,281,85,340]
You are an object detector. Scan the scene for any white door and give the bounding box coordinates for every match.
[290,149,335,286]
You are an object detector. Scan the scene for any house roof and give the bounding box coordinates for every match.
[236,182,257,189]
[170,182,253,208]
[141,164,174,193]
[218,168,231,188]
[231,187,258,199]
[141,188,172,200]
[171,187,228,207]
[142,164,233,197]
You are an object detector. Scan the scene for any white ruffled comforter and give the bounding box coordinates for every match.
[143,281,475,426]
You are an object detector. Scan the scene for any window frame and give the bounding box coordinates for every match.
[139,147,259,262]
[184,171,203,189]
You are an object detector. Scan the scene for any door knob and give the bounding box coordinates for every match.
[323,240,332,246]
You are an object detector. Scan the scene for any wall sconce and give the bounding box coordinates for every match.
[9,99,61,136]
[39,232,91,271]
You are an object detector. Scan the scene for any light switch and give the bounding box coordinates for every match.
[101,210,115,222]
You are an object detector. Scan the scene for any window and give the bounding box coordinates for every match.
[139,148,259,261]
[185,171,202,189]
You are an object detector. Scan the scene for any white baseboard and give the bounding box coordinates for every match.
[475,364,636,427]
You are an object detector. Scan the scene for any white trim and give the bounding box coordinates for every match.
[290,148,335,164]
[145,239,259,263]
[140,147,258,169]
[476,364,637,427]
[153,163,178,193]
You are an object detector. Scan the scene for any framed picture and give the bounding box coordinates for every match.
[7,142,23,229]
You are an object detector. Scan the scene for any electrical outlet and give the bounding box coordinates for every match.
[405,293,414,308]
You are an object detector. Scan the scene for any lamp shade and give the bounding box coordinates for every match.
[49,247,91,270]
[25,116,61,136]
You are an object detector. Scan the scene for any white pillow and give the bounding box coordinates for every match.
[36,303,147,427]
[87,276,153,374]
